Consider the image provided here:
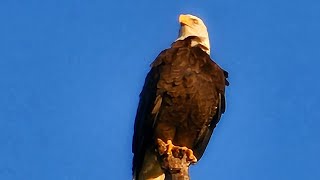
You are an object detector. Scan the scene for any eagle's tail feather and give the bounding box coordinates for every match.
[134,148,165,180]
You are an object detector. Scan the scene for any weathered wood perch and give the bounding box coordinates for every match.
[162,152,191,180]
[157,139,195,180]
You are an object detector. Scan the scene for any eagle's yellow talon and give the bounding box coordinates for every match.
[166,140,174,155]
[185,149,197,163]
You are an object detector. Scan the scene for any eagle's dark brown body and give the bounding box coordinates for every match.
[132,37,229,179]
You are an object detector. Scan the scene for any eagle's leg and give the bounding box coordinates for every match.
[156,139,197,164]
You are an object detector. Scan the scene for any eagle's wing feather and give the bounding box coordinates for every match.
[132,51,166,178]
[192,52,229,159]
[193,92,226,159]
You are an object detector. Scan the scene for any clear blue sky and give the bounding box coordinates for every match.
[1,0,320,179]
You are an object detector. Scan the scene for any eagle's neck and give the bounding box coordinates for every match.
[175,36,210,55]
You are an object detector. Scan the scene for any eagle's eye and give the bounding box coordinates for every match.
[193,19,199,24]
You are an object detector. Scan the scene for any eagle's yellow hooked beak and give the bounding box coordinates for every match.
[179,14,193,26]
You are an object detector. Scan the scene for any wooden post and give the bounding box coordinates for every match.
[163,153,191,180]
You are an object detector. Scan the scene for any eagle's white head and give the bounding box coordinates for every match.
[176,14,210,55]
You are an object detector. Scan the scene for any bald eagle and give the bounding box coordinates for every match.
[132,14,229,180]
